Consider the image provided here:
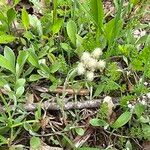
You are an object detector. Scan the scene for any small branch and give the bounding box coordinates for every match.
[24,99,103,111]
[32,85,90,96]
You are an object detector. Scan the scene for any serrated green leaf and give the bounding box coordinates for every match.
[111,111,132,129]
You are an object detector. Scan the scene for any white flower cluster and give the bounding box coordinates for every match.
[77,48,106,81]
[127,93,150,110]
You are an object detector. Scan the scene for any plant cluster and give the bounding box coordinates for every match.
[0,0,149,149]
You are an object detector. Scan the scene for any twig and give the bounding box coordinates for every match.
[24,99,103,111]
[0,98,119,112]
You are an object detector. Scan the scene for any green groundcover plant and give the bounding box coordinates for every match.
[0,0,149,149]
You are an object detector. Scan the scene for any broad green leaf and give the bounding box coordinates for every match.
[17,50,29,67]
[111,111,132,129]
[90,118,108,127]
[60,43,72,53]
[22,7,29,30]
[89,0,104,28]
[15,78,26,89]
[0,55,15,73]
[94,84,104,97]
[7,8,16,25]
[104,16,123,45]
[0,34,16,44]
[28,51,39,67]
[4,46,15,68]
[75,128,85,136]
[40,64,50,74]
[0,77,7,87]
[66,20,77,45]
[125,140,132,150]
[52,19,63,34]
[29,14,42,35]
[50,61,61,73]
[16,86,24,97]
[30,137,41,150]
[29,74,42,81]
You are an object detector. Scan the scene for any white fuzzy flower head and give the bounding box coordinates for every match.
[86,57,97,70]
[77,63,85,75]
[97,60,106,70]
[81,52,91,62]
[103,96,114,116]
[86,71,94,81]
[146,93,150,99]
[91,48,103,59]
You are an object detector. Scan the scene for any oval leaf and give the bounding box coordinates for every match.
[66,20,77,45]
[111,111,132,129]
[0,35,16,44]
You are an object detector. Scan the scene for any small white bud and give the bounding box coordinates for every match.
[144,82,148,86]
[91,48,103,59]
[86,71,94,81]
[77,63,85,75]
[146,93,150,99]
[97,60,106,70]
[38,59,46,65]
[81,52,90,62]
[128,103,134,110]
[4,84,11,92]
[127,104,132,108]
[140,100,146,105]
[104,124,109,130]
